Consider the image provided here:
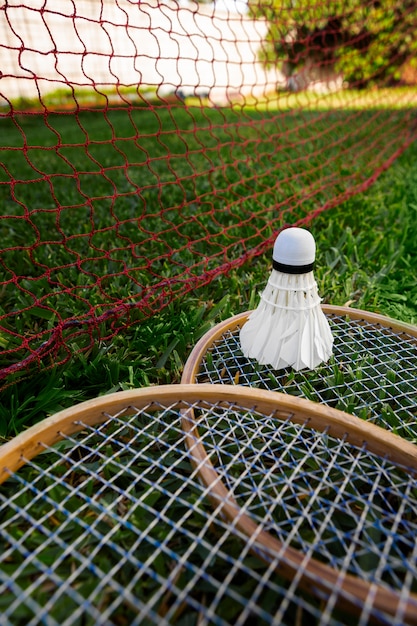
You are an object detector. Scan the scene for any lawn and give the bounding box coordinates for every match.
[0,91,417,625]
[0,93,416,436]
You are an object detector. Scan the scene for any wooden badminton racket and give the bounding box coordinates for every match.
[1,384,416,625]
[182,305,417,442]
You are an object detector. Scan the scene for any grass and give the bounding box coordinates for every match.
[1,91,417,625]
[246,86,417,111]
[0,94,416,437]
[8,84,417,113]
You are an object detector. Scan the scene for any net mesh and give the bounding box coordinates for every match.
[1,0,417,382]
[1,395,416,625]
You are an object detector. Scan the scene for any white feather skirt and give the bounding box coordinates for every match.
[239,270,334,371]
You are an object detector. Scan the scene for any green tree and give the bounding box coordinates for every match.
[249,0,417,87]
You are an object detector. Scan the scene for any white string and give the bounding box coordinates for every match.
[1,395,416,625]
[199,312,417,443]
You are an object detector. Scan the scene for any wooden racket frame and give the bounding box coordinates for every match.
[182,305,417,385]
[0,382,417,623]
[180,306,417,623]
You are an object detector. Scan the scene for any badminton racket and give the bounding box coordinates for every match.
[182,305,417,442]
[1,384,416,625]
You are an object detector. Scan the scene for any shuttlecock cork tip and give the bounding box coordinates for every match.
[273,227,316,274]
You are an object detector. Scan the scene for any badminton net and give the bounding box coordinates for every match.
[0,1,417,383]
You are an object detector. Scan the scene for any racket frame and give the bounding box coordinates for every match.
[1,383,417,623]
[180,307,417,623]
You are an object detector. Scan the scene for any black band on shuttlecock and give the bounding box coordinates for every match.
[273,259,315,274]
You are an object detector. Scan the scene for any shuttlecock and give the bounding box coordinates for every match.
[239,227,333,371]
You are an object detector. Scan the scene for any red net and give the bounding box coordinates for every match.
[0,0,416,384]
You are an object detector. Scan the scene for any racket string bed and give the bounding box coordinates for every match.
[0,406,242,625]
[2,406,206,625]
[1,389,417,625]
[0,399,344,626]
[183,391,417,624]
[192,312,417,442]
[190,405,417,588]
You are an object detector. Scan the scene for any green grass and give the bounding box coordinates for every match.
[1,94,417,626]
[244,86,417,111]
[0,97,416,437]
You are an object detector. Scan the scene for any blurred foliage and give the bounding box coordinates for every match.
[249,0,417,87]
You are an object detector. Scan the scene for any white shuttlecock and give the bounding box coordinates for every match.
[239,227,333,371]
